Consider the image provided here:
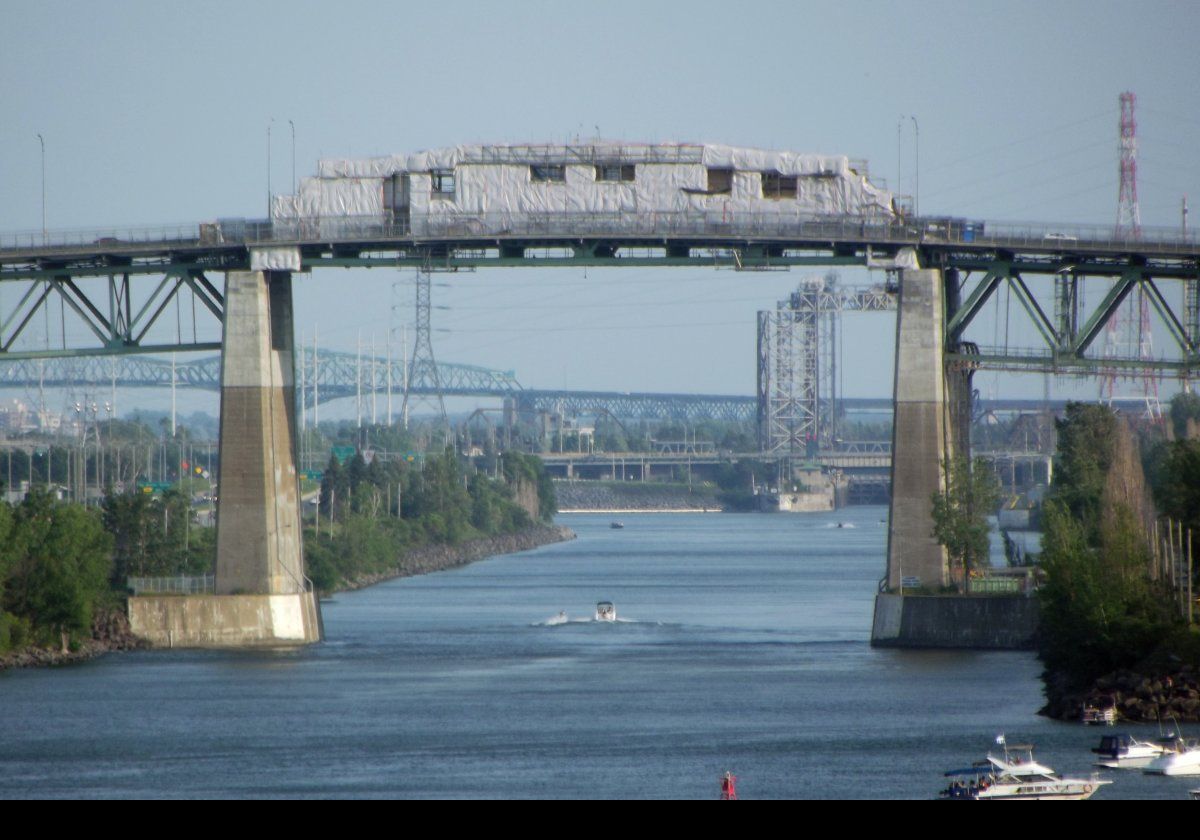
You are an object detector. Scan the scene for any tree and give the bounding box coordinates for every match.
[930,455,999,587]
[3,490,112,651]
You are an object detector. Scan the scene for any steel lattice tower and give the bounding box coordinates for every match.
[1116,92,1141,238]
[1101,91,1160,416]
[400,269,447,427]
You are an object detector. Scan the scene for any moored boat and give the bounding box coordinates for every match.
[1092,733,1169,768]
[940,736,1110,800]
[1143,733,1200,776]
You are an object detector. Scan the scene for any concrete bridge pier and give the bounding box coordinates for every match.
[883,267,952,592]
[129,263,322,647]
[871,268,1035,649]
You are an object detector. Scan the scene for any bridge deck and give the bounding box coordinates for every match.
[2,214,1197,281]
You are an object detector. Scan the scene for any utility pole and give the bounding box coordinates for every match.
[37,133,46,244]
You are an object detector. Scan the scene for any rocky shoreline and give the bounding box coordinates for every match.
[1043,666,1200,723]
[336,523,576,592]
[0,610,150,674]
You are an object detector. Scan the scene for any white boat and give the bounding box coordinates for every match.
[1143,733,1200,776]
[1092,733,1169,768]
[940,737,1110,800]
[594,601,616,622]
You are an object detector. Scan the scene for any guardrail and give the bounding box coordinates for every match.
[127,574,215,595]
[3,212,1199,256]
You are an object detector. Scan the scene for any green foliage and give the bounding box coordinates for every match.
[1037,403,1185,692]
[1052,403,1118,543]
[102,488,211,584]
[1169,391,1200,440]
[713,459,770,511]
[306,446,555,592]
[0,490,113,649]
[1147,438,1200,537]
[930,456,1000,584]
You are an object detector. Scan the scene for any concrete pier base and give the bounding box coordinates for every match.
[129,591,323,648]
[871,593,1038,650]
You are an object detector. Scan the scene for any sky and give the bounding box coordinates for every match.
[2,0,1198,420]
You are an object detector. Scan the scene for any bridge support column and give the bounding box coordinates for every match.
[884,268,952,592]
[129,268,322,647]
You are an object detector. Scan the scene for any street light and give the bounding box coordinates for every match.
[36,133,45,243]
[897,116,919,217]
[910,115,919,218]
[288,119,296,196]
[267,118,274,216]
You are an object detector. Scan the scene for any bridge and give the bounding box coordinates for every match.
[2,142,1196,649]
[0,350,1172,425]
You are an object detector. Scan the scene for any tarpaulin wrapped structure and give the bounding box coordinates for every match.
[272,142,896,234]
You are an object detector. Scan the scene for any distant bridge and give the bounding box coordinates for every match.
[0,351,1161,424]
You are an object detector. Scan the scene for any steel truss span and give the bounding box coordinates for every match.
[0,212,1197,378]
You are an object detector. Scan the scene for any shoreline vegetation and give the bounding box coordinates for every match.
[1037,398,1200,722]
[1,447,567,673]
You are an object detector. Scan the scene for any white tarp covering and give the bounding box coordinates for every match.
[250,246,301,272]
[278,142,896,225]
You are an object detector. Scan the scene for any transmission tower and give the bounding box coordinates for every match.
[399,269,447,428]
[1100,91,1161,417]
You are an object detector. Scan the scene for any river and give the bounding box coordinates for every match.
[0,507,1191,799]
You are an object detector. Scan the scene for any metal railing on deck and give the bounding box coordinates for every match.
[127,574,215,595]
[3,211,1198,257]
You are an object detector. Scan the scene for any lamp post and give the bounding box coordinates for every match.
[910,115,919,218]
[267,118,275,216]
[36,133,45,243]
[288,119,296,196]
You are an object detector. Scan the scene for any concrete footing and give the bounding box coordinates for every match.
[871,593,1038,650]
[129,591,323,648]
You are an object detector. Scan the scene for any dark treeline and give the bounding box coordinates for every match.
[1038,398,1200,710]
[306,448,555,591]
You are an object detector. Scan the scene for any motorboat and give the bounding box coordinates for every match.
[595,601,617,621]
[1092,733,1169,768]
[940,736,1110,800]
[1143,732,1200,776]
[610,521,624,529]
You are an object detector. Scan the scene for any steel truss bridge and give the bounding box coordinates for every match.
[1,212,1197,382]
[0,349,1169,426]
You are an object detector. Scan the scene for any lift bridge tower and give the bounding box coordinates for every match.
[757,273,895,459]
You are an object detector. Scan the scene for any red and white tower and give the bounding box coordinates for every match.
[1101,91,1160,417]
[1116,91,1141,238]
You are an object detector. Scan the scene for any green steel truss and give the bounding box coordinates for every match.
[0,267,224,360]
[943,261,1200,378]
[0,227,1197,378]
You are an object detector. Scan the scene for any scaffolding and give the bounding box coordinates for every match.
[757,274,896,457]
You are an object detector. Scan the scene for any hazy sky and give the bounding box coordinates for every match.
[3,1,1198,418]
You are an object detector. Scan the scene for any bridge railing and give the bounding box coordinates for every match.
[3,212,1198,256]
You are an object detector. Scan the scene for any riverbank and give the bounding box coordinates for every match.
[1043,665,1200,723]
[335,523,576,592]
[1,524,575,670]
[0,610,149,673]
